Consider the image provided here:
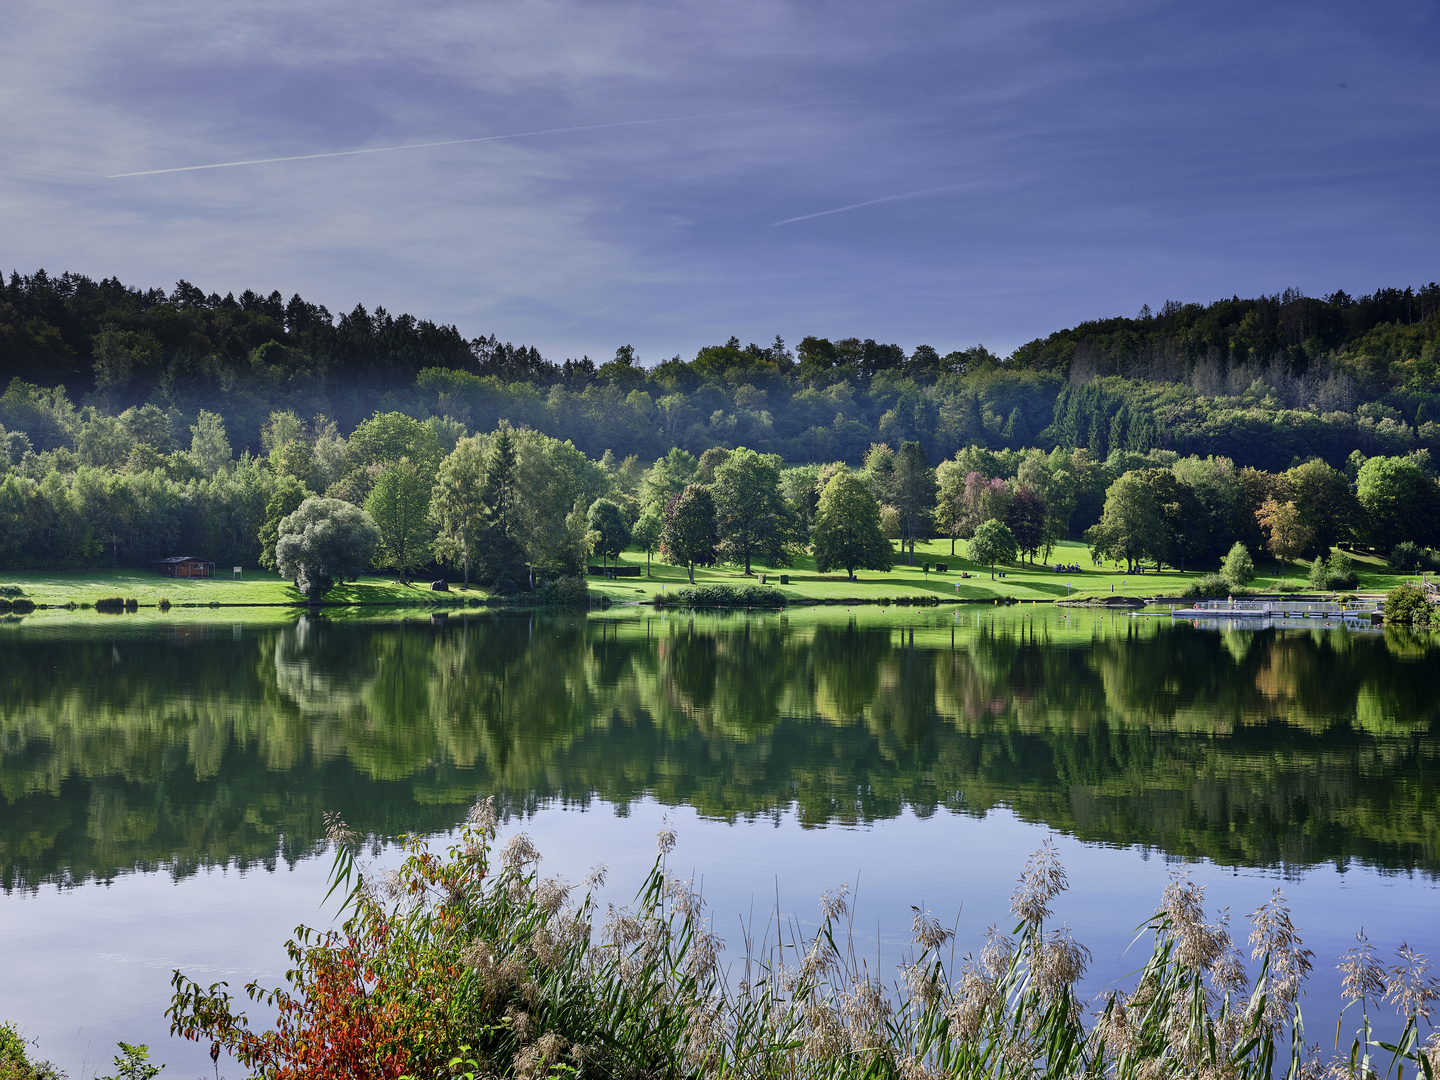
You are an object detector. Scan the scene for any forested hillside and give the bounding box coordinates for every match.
[2,268,1439,577]
[3,270,1438,469]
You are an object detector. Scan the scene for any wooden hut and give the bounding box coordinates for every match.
[155,556,216,579]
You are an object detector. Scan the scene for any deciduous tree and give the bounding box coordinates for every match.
[1004,484,1047,565]
[365,459,433,581]
[586,498,631,568]
[1256,498,1312,578]
[712,447,795,574]
[431,436,487,586]
[891,441,936,564]
[812,471,893,580]
[658,483,718,584]
[969,518,1018,579]
[1086,472,1164,572]
[275,497,379,599]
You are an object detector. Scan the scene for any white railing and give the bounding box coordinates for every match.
[1185,599,1383,616]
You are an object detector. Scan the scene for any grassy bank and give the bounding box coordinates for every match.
[586,538,1414,606]
[0,568,482,608]
[0,541,1416,612]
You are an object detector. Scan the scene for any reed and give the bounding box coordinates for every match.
[168,804,1440,1079]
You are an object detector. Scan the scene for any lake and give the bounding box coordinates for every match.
[2,606,1437,1076]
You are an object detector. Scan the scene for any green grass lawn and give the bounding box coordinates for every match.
[0,567,481,607]
[585,538,1416,605]
[1,542,1416,610]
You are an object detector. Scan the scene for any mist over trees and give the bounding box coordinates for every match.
[4,270,1440,472]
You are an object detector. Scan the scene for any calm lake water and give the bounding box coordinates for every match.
[2,606,1437,1075]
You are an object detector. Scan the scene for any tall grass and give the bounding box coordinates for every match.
[168,803,1440,1079]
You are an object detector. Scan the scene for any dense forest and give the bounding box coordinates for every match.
[2,269,1438,575]
[3,270,1439,468]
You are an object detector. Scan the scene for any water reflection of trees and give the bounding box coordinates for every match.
[1,613,1436,891]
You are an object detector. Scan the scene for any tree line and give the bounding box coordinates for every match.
[3,390,1438,593]
[3,270,1440,475]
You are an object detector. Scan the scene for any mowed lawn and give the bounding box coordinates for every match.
[0,567,478,607]
[584,538,1412,605]
[1,542,1413,609]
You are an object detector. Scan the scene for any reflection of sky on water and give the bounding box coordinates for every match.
[5,799,1437,1077]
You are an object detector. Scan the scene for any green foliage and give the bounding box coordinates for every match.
[1384,582,1432,627]
[0,1022,63,1080]
[1388,540,1440,572]
[275,497,381,599]
[256,474,308,572]
[631,507,663,572]
[1221,541,1257,588]
[812,471,893,580]
[364,459,433,578]
[585,498,631,566]
[3,271,1440,577]
[659,584,786,607]
[532,575,591,606]
[1086,471,1165,571]
[431,435,488,585]
[969,518,1018,577]
[1181,573,1234,598]
[1308,550,1359,591]
[711,447,796,574]
[887,440,937,563]
[1357,456,1440,551]
[96,1044,161,1080]
[658,483,718,584]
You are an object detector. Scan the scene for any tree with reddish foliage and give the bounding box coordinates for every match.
[1005,484,1047,565]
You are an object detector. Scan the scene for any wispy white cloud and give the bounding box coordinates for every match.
[1,0,1435,359]
[106,100,839,179]
[770,181,1001,226]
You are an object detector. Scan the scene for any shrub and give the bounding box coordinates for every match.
[0,1022,64,1080]
[10,599,35,614]
[1308,552,1360,591]
[657,585,786,608]
[0,585,23,598]
[532,575,590,607]
[97,1043,161,1080]
[157,597,171,612]
[1220,541,1256,589]
[1385,582,1432,627]
[1388,541,1440,572]
[95,596,126,612]
[1324,552,1359,590]
[1181,573,1233,598]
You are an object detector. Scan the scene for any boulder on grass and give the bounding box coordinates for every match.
[430,579,449,592]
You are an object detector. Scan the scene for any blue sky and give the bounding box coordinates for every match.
[3,0,1437,361]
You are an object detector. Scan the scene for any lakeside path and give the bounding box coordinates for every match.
[0,540,1413,611]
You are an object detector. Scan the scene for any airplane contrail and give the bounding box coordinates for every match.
[770,181,987,226]
[106,101,829,179]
